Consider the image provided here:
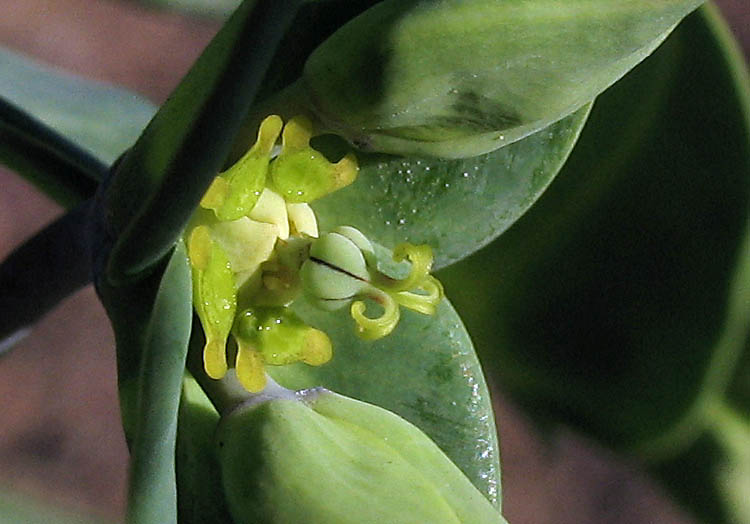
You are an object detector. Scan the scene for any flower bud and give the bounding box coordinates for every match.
[216,388,507,524]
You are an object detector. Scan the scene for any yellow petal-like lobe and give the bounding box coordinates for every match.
[235,341,267,393]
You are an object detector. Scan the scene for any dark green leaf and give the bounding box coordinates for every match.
[312,106,590,269]
[271,296,502,509]
[126,240,192,524]
[0,98,103,207]
[439,5,749,522]
[0,201,92,350]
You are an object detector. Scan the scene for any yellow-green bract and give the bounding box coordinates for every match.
[301,0,705,158]
[217,388,508,524]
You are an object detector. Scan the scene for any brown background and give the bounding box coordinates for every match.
[0,1,747,522]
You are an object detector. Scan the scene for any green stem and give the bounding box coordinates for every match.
[0,200,93,354]
[0,97,105,207]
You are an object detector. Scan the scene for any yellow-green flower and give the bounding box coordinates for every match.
[186,114,442,392]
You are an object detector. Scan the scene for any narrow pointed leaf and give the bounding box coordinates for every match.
[126,240,192,524]
[0,98,103,207]
[0,201,93,348]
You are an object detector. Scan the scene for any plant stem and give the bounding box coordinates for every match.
[0,199,93,354]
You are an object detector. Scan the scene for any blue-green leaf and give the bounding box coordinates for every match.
[126,240,192,524]
[271,296,502,509]
[0,47,156,166]
[439,6,750,522]
[312,106,590,269]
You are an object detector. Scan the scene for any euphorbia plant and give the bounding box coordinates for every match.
[1,1,747,523]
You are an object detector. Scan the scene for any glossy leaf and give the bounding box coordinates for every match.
[312,106,590,269]
[0,47,155,166]
[126,240,192,524]
[103,0,304,283]
[302,0,705,158]
[439,5,749,522]
[270,296,502,509]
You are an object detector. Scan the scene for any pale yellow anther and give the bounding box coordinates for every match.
[211,217,279,288]
[248,189,289,240]
[287,203,318,238]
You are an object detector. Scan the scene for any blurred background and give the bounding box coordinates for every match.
[0,1,747,523]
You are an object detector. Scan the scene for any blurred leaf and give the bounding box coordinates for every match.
[0,47,156,166]
[0,202,92,348]
[270,296,502,509]
[102,0,304,283]
[0,98,103,207]
[126,240,192,524]
[302,0,705,158]
[439,5,749,522]
[134,0,243,18]
[0,487,110,524]
[312,106,590,269]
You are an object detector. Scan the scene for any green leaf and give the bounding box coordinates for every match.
[0,47,156,166]
[439,5,749,522]
[301,0,705,158]
[312,105,590,269]
[126,240,192,524]
[0,98,103,207]
[103,0,304,283]
[0,202,92,349]
[270,296,502,509]
[176,376,233,524]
